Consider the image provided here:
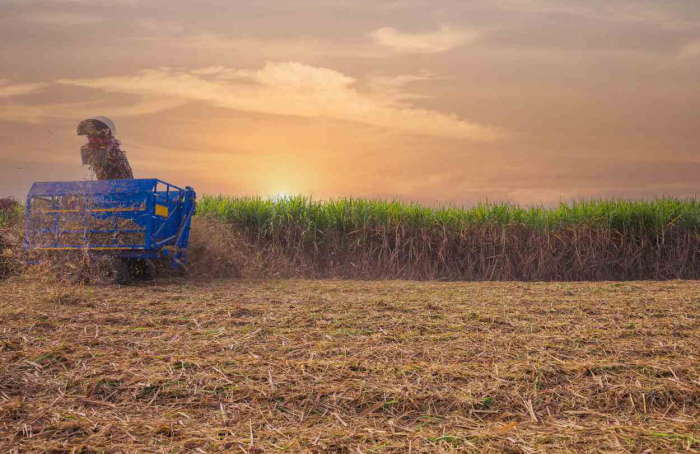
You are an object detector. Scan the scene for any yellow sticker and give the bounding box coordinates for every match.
[155,204,169,217]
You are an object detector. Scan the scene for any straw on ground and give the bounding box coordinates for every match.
[1,278,699,453]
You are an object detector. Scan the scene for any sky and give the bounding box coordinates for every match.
[1,0,699,205]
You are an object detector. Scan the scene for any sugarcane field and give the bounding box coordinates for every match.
[3,2,700,451]
[3,168,700,453]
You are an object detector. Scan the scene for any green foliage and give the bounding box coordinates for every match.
[196,195,700,235]
[189,195,700,280]
[0,203,23,229]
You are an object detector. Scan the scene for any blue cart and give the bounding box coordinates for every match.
[24,179,196,280]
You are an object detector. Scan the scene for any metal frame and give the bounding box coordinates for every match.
[23,179,196,270]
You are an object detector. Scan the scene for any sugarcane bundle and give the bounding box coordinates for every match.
[78,117,134,180]
[80,140,134,180]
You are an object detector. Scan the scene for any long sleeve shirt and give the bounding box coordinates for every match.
[81,139,134,180]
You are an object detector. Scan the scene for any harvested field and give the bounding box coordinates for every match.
[1,278,699,453]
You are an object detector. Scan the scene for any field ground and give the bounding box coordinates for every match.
[1,278,699,453]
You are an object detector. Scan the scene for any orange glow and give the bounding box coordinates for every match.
[1,1,699,204]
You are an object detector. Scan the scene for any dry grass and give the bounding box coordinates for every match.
[185,218,320,280]
[228,225,700,281]
[0,213,24,280]
[12,207,700,284]
[1,278,699,453]
[197,195,700,281]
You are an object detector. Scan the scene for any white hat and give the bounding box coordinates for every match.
[77,116,117,136]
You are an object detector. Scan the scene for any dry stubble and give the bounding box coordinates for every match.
[0,279,699,453]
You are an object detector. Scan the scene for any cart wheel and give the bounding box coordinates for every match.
[131,259,156,281]
[50,251,91,284]
[93,255,131,285]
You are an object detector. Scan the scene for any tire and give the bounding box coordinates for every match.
[131,259,156,281]
[93,255,131,285]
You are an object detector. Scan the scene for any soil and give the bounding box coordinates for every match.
[1,278,699,453]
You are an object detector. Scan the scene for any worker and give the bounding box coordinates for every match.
[77,116,134,180]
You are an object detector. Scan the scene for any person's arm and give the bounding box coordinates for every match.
[81,144,91,165]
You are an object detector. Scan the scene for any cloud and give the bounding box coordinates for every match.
[368,26,478,54]
[491,0,699,30]
[7,0,140,4]
[184,34,351,57]
[131,21,468,60]
[128,18,381,59]
[0,96,187,124]
[366,71,439,101]
[0,80,47,98]
[678,40,700,58]
[134,18,187,35]
[58,62,501,140]
[136,32,388,60]
[376,1,409,12]
[27,12,105,26]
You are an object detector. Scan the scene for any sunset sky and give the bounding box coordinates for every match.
[1,0,699,204]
